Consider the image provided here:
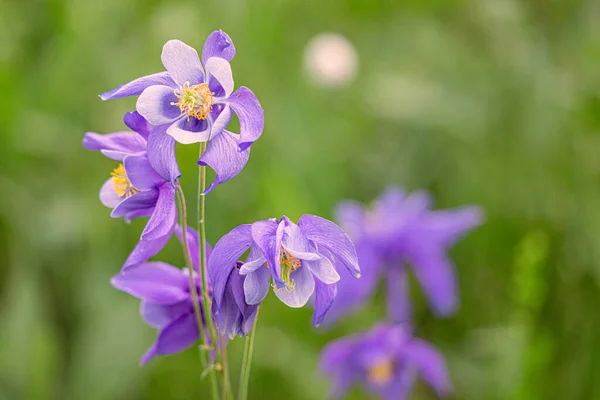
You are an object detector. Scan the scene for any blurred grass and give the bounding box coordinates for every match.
[2,0,600,399]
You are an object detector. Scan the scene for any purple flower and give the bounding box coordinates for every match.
[208,215,361,326]
[320,324,451,400]
[83,112,179,271]
[326,187,482,324]
[111,226,210,364]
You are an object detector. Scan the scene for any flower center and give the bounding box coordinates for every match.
[367,359,394,386]
[264,248,302,291]
[111,163,139,198]
[171,82,215,121]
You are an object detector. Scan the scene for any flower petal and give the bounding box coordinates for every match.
[123,154,165,191]
[111,261,188,304]
[140,312,199,365]
[281,217,322,261]
[123,111,151,139]
[147,124,181,182]
[251,219,284,287]
[312,279,337,326]
[166,117,210,144]
[161,40,204,86]
[400,339,452,396]
[227,87,264,151]
[208,104,232,139]
[334,200,366,241]
[298,214,361,278]
[83,131,146,161]
[99,178,121,209]
[202,30,236,64]
[205,57,234,97]
[136,85,181,126]
[141,184,177,241]
[122,234,172,271]
[274,265,315,308]
[111,189,159,218]
[213,272,244,339]
[387,265,411,323]
[140,300,191,328]
[239,246,266,274]
[243,266,270,305]
[305,255,340,285]
[418,206,483,247]
[100,72,176,101]
[198,130,250,194]
[208,224,254,309]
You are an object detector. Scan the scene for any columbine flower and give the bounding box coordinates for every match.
[208,215,361,326]
[99,31,263,148]
[320,324,451,400]
[111,226,210,364]
[83,112,179,270]
[325,187,482,324]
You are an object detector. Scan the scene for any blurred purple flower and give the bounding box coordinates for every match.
[83,112,179,271]
[99,31,263,192]
[208,215,361,326]
[320,324,451,400]
[326,187,482,324]
[111,226,211,364]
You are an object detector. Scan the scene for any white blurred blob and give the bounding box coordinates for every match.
[304,33,358,88]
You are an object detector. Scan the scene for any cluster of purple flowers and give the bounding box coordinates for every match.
[85,30,482,400]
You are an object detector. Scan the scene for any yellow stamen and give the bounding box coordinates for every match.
[264,248,302,291]
[367,359,394,385]
[111,164,139,198]
[171,82,215,121]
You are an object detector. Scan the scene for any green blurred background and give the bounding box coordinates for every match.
[2,0,600,399]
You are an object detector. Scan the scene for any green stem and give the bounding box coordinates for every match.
[175,184,219,400]
[221,336,234,400]
[238,308,260,400]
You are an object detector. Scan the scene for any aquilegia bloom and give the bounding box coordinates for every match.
[320,324,451,400]
[83,112,179,271]
[209,215,361,326]
[100,31,263,148]
[325,187,482,324]
[111,226,209,364]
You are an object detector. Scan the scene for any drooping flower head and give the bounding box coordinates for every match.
[320,324,451,400]
[209,215,361,326]
[110,226,209,364]
[325,187,482,324]
[83,112,179,270]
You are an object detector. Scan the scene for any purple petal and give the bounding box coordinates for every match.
[161,40,204,86]
[312,280,337,326]
[111,261,188,304]
[251,219,284,287]
[205,57,234,97]
[320,338,358,398]
[208,104,232,139]
[401,339,451,396]
[202,30,236,64]
[136,85,181,125]
[100,72,176,101]
[281,218,322,261]
[334,200,366,241]
[140,300,191,328]
[213,272,244,339]
[99,178,121,209]
[208,224,253,309]
[174,225,200,273]
[141,312,199,365]
[387,265,411,323]
[111,189,159,218]
[243,266,270,305]
[83,131,146,161]
[147,124,181,183]
[274,265,315,307]
[141,184,177,241]
[123,154,165,190]
[123,111,151,139]
[227,87,264,151]
[122,234,172,271]
[418,206,483,247]
[198,130,249,194]
[298,214,361,278]
[167,116,210,144]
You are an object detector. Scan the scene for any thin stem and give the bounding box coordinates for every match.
[175,184,219,400]
[221,336,234,400]
[238,308,260,400]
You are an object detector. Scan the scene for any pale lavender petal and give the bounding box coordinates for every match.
[401,339,452,396]
[141,184,177,241]
[123,111,151,139]
[140,300,190,328]
[274,265,315,307]
[251,219,284,286]
[243,266,270,305]
[122,234,172,271]
[205,57,234,97]
[387,265,411,323]
[202,30,236,64]
[99,178,121,209]
[83,131,146,160]
[239,256,266,274]
[166,116,210,144]
[227,87,264,151]
[111,261,188,304]
[123,154,164,190]
[136,85,180,125]
[305,255,340,284]
[208,104,232,139]
[111,189,159,218]
[147,124,181,183]
[198,130,249,194]
[281,218,322,261]
[313,279,337,326]
[141,312,198,364]
[161,40,204,86]
[208,224,253,309]
[298,214,360,278]
[100,72,176,101]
